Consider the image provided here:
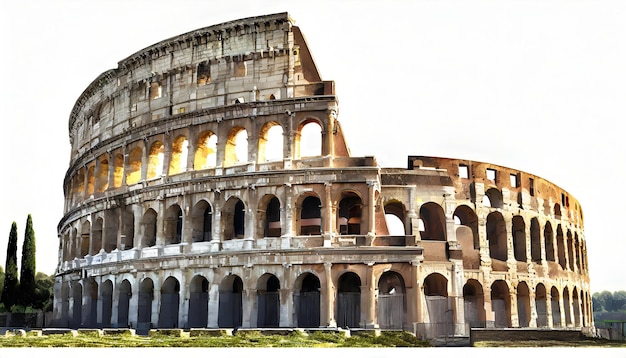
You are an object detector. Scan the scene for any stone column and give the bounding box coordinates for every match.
[407,261,421,329]
[207,283,220,328]
[243,288,257,328]
[367,182,376,236]
[281,185,293,249]
[323,262,336,327]
[510,287,519,328]
[156,199,166,246]
[323,182,334,247]
[110,280,119,328]
[210,201,222,252]
[546,291,553,328]
[528,290,538,328]
[364,263,377,328]
[179,274,189,329]
[279,287,293,327]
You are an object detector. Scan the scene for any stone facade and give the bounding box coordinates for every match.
[52,12,592,334]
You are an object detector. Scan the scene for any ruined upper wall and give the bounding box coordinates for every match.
[67,12,331,161]
[408,155,584,228]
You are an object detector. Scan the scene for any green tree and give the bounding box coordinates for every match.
[33,272,54,311]
[0,265,4,299]
[19,214,36,306]
[1,222,19,310]
[613,291,626,312]
[592,292,604,312]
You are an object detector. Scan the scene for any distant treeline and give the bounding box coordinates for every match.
[592,291,626,312]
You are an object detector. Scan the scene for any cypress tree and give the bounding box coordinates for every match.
[20,214,36,307]
[2,222,19,310]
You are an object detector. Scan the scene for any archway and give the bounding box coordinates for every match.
[377,271,406,329]
[517,282,531,327]
[141,209,157,247]
[299,195,322,235]
[338,192,362,235]
[337,272,361,328]
[188,276,209,328]
[191,200,212,242]
[137,278,154,329]
[487,212,507,263]
[83,278,98,328]
[218,275,243,328]
[257,274,280,328]
[164,204,183,245]
[223,197,245,240]
[70,282,82,329]
[535,283,548,327]
[551,286,561,328]
[158,277,180,328]
[512,216,526,261]
[419,203,446,241]
[491,280,511,328]
[424,273,451,327]
[263,196,281,237]
[101,280,113,328]
[463,279,485,328]
[295,273,320,328]
[117,280,132,328]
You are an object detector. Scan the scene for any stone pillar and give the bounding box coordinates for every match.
[323,182,334,247]
[323,262,336,327]
[207,283,219,328]
[484,286,494,327]
[367,182,376,236]
[528,291,538,328]
[132,204,142,249]
[243,288,257,328]
[110,280,119,328]
[365,263,377,328]
[279,287,292,327]
[179,274,189,328]
[510,287,519,328]
[162,136,172,178]
[558,292,566,328]
[407,261,420,328]
[151,280,161,328]
[128,279,139,329]
[546,291,553,328]
[156,199,166,246]
[140,140,148,182]
[210,202,222,252]
[281,185,293,249]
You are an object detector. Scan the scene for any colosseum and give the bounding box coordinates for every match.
[52,12,592,337]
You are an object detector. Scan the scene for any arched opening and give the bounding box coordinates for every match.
[61,282,70,327]
[218,275,243,328]
[222,197,245,240]
[574,234,581,272]
[384,201,406,236]
[424,273,452,330]
[491,280,511,328]
[572,288,581,327]
[70,283,82,329]
[517,282,531,327]
[530,218,541,262]
[544,222,555,261]
[91,218,102,255]
[101,280,113,328]
[263,196,281,237]
[337,272,361,328]
[169,135,189,175]
[567,231,575,271]
[338,192,362,235]
[551,286,561,328]
[487,212,507,263]
[299,195,321,235]
[73,168,85,201]
[121,209,134,250]
[453,205,479,249]
[512,216,526,262]
[463,279,486,328]
[535,284,548,327]
[188,276,209,328]
[80,221,90,257]
[86,165,95,196]
[104,210,118,252]
[194,131,217,170]
[257,274,280,328]
[557,225,566,269]
[164,204,183,245]
[484,188,503,208]
[118,280,132,328]
[83,278,98,328]
[377,271,406,329]
[295,273,320,328]
[258,122,283,163]
[147,141,164,179]
[113,153,124,188]
[96,157,109,192]
[137,278,154,329]
[297,121,322,158]
[224,127,248,167]
[563,286,572,327]
[158,277,180,328]
[419,202,446,241]
[141,209,157,247]
[554,203,562,219]
[191,200,212,242]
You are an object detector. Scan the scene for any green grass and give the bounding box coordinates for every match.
[0,330,432,348]
[473,338,626,348]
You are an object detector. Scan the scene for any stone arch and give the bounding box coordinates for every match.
[222,197,245,240]
[512,215,526,262]
[296,119,322,158]
[80,221,90,257]
[70,282,82,329]
[483,188,503,208]
[218,275,243,328]
[338,191,363,235]
[557,225,566,269]
[117,279,132,328]
[86,164,95,196]
[424,273,452,326]
[551,286,561,328]
[544,222,555,261]
[257,273,280,328]
[258,121,284,163]
[158,276,180,328]
[188,275,210,328]
[91,217,103,255]
[567,230,575,271]
[141,209,158,247]
[337,272,361,328]
[384,201,406,236]
[224,127,248,167]
[294,272,321,328]
[96,155,109,192]
[535,283,548,327]
[101,279,113,328]
[121,208,134,250]
[298,194,322,235]
[169,135,189,175]
[83,278,98,328]
[259,195,281,238]
[463,279,486,327]
[454,205,479,249]
[104,210,118,252]
[164,204,183,245]
[491,280,511,328]
[487,211,507,263]
[377,271,407,329]
[517,282,531,327]
[530,218,541,262]
[126,146,143,185]
[61,281,70,327]
[572,287,581,327]
[563,286,572,326]
[194,130,217,170]
[147,141,165,179]
[73,168,85,201]
[138,278,154,328]
[191,200,212,242]
[419,202,446,241]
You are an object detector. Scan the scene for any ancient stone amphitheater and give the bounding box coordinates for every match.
[52,12,592,336]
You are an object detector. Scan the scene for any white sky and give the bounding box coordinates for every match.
[0,0,624,293]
